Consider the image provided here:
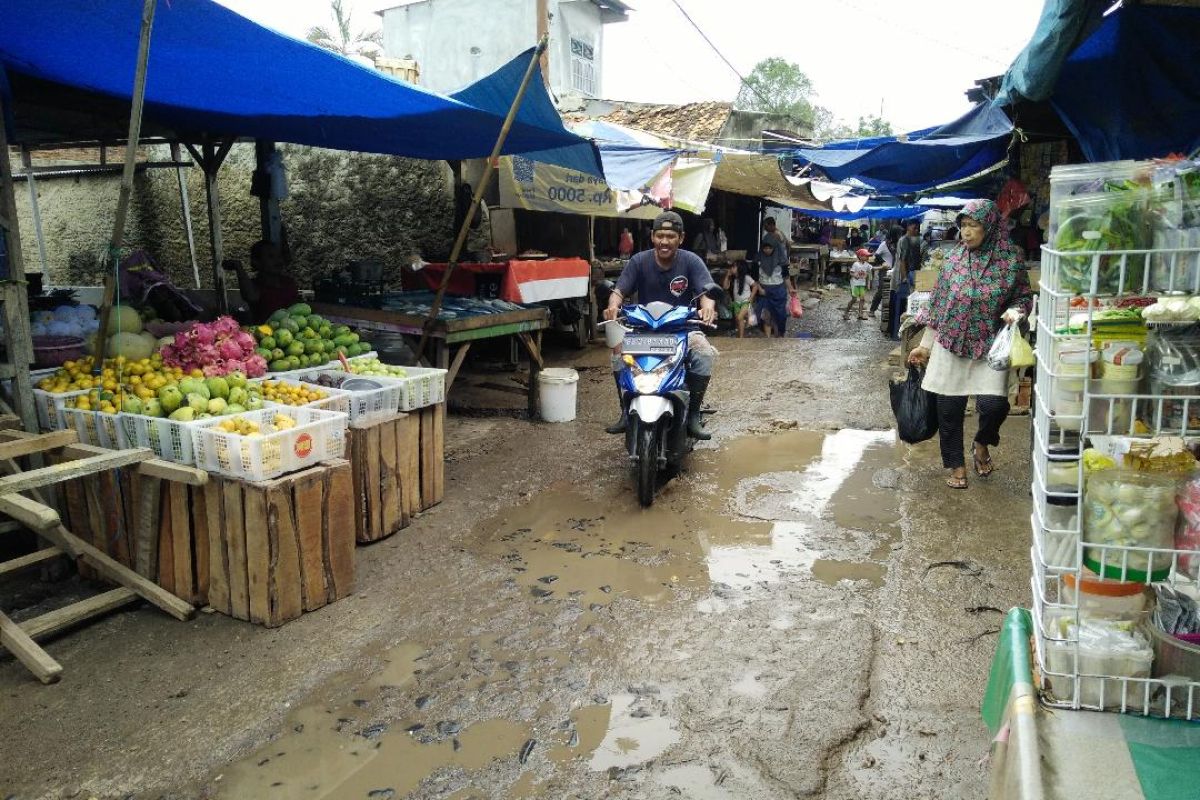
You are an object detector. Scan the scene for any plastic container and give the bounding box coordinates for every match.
[537,368,579,423]
[1050,190,1153,294]
[31,335,86,368]
[1083,470,1178,582]
[391,366,447,411]
[190,407,347,481]
[1045,495,1079,530]
[119,414,202,465]
[1145,622,1200,682]
[1044,617,1154,709]
[59,407,125,449]
[258,378,352,415]
[1100,342,1143,381]
[601,320,628,348]
[1063,569,1151,620]
[1052,385,1085,431]
[32,387,88,431]
[1048,161,1140,241]
[1045,449,1081,493]
[1089,378,1140,435]
[297,370,404,427]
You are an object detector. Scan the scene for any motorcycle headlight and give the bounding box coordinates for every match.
[633,371,665,394]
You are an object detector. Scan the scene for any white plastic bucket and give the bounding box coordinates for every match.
[601,320,628,348]
[538,368,579,422]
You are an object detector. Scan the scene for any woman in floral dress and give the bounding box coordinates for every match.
[907,200,1032,489]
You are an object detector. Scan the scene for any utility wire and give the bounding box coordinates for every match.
[667,0,772,107]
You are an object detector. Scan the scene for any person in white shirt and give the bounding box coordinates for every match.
[870,225,901,318]
[722,259,761,338]
[844,248,871,320]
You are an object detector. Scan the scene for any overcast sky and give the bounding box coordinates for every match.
[217,0,1044,133]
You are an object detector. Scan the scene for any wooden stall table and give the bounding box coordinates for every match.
[312,301,549,418]
[790,244,827,283]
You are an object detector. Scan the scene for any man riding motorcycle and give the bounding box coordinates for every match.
[603,211,719,440]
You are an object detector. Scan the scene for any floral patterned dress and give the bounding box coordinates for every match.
[921,200,1033,397]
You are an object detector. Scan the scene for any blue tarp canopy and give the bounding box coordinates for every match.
[0,0,602,174]
[993,0,1106,106]
[792,103,1014,194]
[1048,4,1200,162]
[449,50,604,177]
[787,204,930,222]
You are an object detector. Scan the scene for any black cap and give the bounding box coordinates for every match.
[653,211,684,233]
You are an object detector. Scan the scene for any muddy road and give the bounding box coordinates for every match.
[0,295,1032,799]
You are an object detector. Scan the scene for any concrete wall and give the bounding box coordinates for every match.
[11,144,458,294]
[380,0,605,98]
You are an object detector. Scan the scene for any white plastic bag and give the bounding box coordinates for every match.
[988,323,1015,370]
[747,307,759,327]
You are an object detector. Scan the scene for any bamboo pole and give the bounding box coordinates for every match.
[413,37,548,365]
[94,0,158,373]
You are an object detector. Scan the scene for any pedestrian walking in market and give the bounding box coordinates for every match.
[907,199,1032,490]
[889,218,924,339]
[843,248,871,321]
[870,224,901,319]
[753,237,796,338]
[722,258,761,338]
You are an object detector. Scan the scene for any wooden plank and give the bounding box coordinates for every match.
[0,608,61,684]
[0,434,206,486]
[157,483,176,596]
[420,407,435,511]
[0,430,77,461]
[0,492,60,531]
[133,473,162,579]
[169,482,193,603]
[0,448,153,495]
[445,342,471,390]
[204,482,230,614]
[323,461,355,601]
[266,482,303,626]
[401,413,420,518]
[222,481,249,620]
[0,520,22,535]
[190,484,209,602]
[101,471,129,567]
[365,424,383,541]
[345,426,364,542]
[293,469,327,611]
[394,418,409,530]
[243,484,270,625]
[81,474,106,555]
[20,588,138,640]
[379,416,400,539]
[432,403,445,506]
[0,547,62,578]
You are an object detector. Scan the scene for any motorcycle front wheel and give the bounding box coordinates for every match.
[636,423,658,507]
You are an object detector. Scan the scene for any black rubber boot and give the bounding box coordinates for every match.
[605,373,628,434]
[686,375,712,441]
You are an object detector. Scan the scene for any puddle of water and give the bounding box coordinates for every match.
[587,693,680,771]
[704,429,825,495]
[787,429,897,520]
[653,764,739,799]
[812,558,887,586]
[547,703,612,764]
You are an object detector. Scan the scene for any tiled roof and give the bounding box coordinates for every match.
[591,101,733,144]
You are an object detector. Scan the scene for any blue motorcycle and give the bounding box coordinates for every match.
[612,300,715,506]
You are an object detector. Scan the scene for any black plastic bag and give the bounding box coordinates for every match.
[890,365,939,444]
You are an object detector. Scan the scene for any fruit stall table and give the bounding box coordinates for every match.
[311,295,549,417]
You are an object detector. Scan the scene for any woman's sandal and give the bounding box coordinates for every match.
[946,474,969,489]
[973,450,995,478]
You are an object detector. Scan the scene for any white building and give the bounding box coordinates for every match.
[376,0,628,100]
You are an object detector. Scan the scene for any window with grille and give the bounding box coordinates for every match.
[571,57,596,96]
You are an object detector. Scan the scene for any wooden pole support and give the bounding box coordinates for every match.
[0,608,62,684]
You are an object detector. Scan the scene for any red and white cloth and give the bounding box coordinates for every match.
[503,258,591,303]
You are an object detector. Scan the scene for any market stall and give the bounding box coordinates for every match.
[311,294,548,417]
[1029,156,1200,725]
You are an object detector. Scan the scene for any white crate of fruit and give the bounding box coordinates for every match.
[60,407,126,449]
[190,408,347,482]
[334,358,447,411]
[257,378,352,415]
[119,414,203,465]
[295,370,402,428]
[32,388,88,431]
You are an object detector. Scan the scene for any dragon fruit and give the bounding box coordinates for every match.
[161,316,262,377]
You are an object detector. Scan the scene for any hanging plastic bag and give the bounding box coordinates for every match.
[747,306,758,327]
[1010,330,1035,369]
[789,294,804,318]
[988,324,1015,370]
[889,365,939,444]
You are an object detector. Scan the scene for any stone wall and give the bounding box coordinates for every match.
[11,144,459,292]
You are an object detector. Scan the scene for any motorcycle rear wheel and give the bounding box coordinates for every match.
[636,424,658,507]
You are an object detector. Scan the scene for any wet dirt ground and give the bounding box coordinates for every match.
[0,290,1032,799]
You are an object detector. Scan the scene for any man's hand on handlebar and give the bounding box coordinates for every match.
[697,299,717,326]
[603,302,621,322]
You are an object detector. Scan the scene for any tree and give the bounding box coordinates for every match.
[815,114,895,143]
[306,0,382,60]
[734,58,822,131]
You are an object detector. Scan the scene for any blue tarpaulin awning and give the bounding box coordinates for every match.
[782,204,931,222]
[0,0,603,174]
[792,103,1014,194]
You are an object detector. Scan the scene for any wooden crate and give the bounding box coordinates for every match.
[344,413,417,544]
[58,469,209,606]
[418,403,445,511]
[205,459,355,627]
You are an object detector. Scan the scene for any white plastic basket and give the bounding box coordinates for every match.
[258,378,352,415]
[191,407,347,482]
[296,370,403,428]
[119,414,202,465]
[32,387,89,431]
[60,407,126,449]
[392,366,448,411]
